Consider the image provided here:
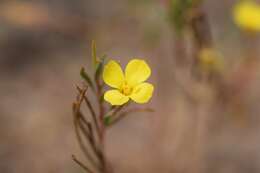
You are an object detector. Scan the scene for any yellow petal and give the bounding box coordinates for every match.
[233,1,260,32]
[104,90,129,105]
[103,60,125,89]
[130,82,154,104]
[125,59,151,86]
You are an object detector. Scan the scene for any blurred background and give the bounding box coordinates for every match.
[1,0,260,173]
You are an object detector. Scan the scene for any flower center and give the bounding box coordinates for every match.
[120,82,133,96]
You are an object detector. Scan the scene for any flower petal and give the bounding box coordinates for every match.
[125,59,151,86]
[104,90,129,105]
[233,1,260,31]
[103,60,125,89]
[130,82,154,104]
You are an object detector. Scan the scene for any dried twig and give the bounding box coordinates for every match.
[73,103,101,170]
[72,155,95,173]
[76,86,101,138]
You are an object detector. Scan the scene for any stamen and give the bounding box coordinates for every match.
[121,82,133,96]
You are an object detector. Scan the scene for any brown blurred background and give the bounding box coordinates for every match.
[1,0,260,173]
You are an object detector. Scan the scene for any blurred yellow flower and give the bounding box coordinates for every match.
[198,47,223,72]
[103,59,154,105]
[233,0,260,32]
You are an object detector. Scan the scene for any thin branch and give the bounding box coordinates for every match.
[76,86,101,138]
[106,105,125,118]
[107,108,154,126]
[73,103,101,170]
[72,155,95,173]
[76,86,103,165]
[77,114,103,164]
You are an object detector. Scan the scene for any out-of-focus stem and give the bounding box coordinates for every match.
[189,4,213,76]
[189,6,212,49]
[173,34,187,67]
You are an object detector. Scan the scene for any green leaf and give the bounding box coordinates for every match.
[99,92,105,103]
[94,54,107,81]
[80,67,94,89]
[103,116,112,126]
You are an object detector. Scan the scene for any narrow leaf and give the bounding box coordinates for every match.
[103,116,112,126]
[80,67,94,89]
[92,40,98,67]
[95,54,107,81]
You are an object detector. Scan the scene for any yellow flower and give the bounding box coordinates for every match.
[103,59,154,105]
[233,0,260,32]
